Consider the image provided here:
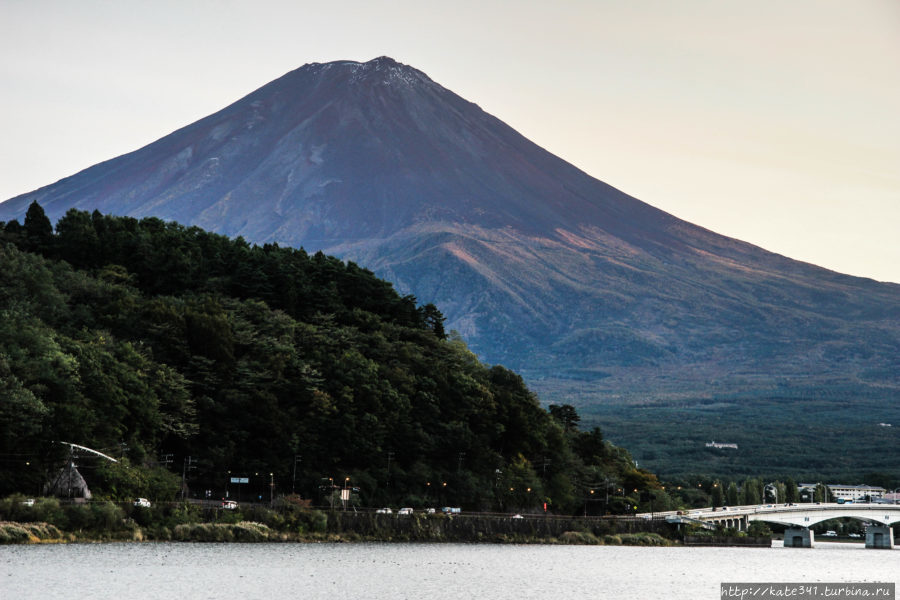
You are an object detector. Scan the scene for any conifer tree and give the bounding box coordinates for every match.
[23,201,53,252]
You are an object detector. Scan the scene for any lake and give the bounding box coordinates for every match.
[2,541,896,599]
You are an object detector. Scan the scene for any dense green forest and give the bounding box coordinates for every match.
[0,202,670,514]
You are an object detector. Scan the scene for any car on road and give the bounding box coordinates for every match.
[848,533,861,538]
[822,530,837,537]
[375,507,393,514]
[221,500,238,510]
[511,514,524,519]
[134,498,151,508]
[398,507,413,515]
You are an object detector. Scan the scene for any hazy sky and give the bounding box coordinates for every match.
[2,0,899,282]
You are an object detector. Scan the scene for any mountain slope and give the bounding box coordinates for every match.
[2,57,898,404]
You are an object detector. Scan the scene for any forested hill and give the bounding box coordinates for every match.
[0,203,660,513]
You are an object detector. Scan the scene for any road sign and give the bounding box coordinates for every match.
[230,477,249,484]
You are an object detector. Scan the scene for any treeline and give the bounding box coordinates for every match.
[0,494,675,545]
[661,476,844,510]
[0,203,663,514]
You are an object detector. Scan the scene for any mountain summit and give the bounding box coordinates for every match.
[2,57,898,403]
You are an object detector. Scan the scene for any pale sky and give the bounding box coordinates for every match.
[2,0,899,282]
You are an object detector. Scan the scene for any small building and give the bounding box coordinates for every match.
[705,441,738,449]
[44,463,92,500]
[879,492,900,504]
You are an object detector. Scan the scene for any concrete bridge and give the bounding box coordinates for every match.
[660,503,900,549]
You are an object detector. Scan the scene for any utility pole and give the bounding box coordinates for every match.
[66,445,75,499]
[269,472,275,507]
[181,456,195,500]
[291,455,301,495]
[387,451,394,485]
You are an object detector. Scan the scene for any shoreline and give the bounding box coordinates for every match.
[2,503,777,548]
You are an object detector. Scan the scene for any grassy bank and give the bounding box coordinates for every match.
[0,521,676,546]
[0,521,65,544]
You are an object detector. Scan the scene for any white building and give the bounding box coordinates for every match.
[827,484,886,501]
[797,483,886,502]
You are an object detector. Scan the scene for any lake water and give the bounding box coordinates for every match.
[2,541,896,599]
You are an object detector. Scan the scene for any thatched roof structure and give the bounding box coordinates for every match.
[44,463,92,499]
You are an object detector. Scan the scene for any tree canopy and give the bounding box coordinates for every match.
[0,206,655,513]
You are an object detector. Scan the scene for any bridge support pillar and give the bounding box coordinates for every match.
[783,527,814,548]
[865,526,894,549]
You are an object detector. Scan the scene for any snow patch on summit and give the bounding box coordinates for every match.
[349,57,424,87]
[300,57,431,88]
[310,145,326,165]
[246,100,265,130]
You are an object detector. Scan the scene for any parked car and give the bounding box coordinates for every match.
[822,530,837,537]
[221,500,238,510]
[511,514,524,519]
[424,508,436,514]
[375,507,392,514]
[134,498,151,508]
[21,498,35,506]
[397,507,413,515]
